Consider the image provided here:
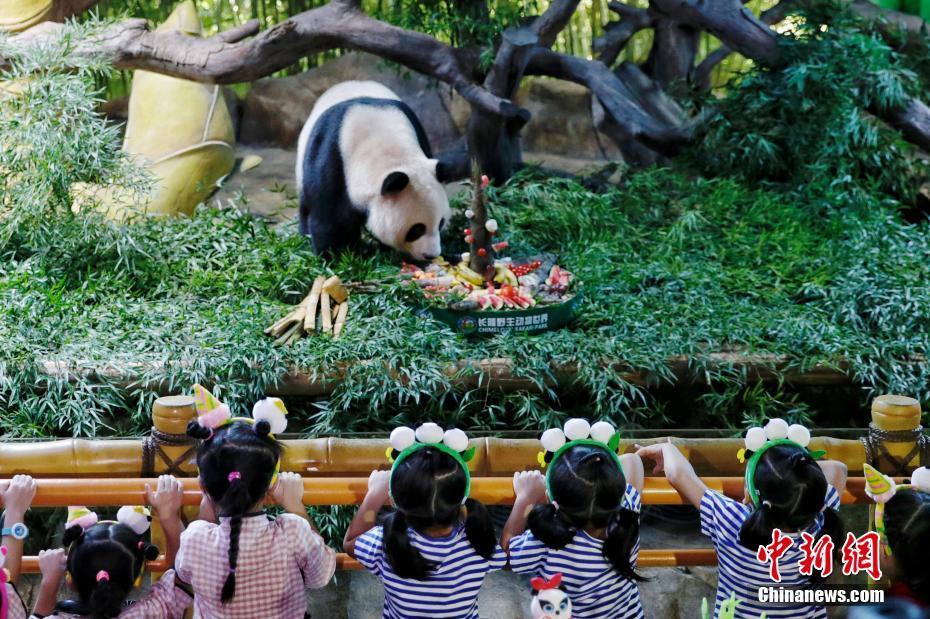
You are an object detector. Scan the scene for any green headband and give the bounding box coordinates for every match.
[744,439,826,507]
[544,435,623,500]
[389,441,475,505]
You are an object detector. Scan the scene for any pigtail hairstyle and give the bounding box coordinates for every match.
[739,444,844,583]
[385,446,495,580]
[189,418,283,603]
[530,444,643,581]
[884,488,930,604]
[64,522,159,619]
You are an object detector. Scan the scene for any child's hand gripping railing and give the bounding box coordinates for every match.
[7,475,887,573]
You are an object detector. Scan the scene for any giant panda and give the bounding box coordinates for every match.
[295,81,455,261]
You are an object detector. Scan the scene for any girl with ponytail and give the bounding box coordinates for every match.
[175,388,335,619]
[502,419,646,619]
[637,419,848,619]
[344,423,505,619]
[29,475,192,619]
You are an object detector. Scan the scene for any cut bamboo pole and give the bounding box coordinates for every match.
[321,290,332,334]
[333,301,349,339]
[303,276,325,333]
[331,301,341,323]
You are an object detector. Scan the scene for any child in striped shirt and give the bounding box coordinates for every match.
[502,419,646,619]
[637,421,847,619]
[344,423,505,619]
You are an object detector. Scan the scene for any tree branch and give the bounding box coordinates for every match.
[526,49,692,156]
[593,3,654,66]
[694,0,794,89]
[649,0,781,63]
[4,3,525,120]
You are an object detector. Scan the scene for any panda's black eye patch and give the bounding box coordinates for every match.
[405,223,426,243]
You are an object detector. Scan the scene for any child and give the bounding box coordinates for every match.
[862,463,930,607]
[2,474,38,619]
[29,474,191,619]
[502,418,645,619]
[637,419,848,619]
[176,389,335,618]
[343,423,504,619]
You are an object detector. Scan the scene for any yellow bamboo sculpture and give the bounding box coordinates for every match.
[72,0,236,220]
[0,0,54,34]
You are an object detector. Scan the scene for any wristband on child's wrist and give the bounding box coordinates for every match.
[0,513,28,540]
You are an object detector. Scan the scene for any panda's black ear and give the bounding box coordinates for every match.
[381,171,409,196]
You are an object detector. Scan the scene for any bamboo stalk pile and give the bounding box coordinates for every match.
[265,275,350,345]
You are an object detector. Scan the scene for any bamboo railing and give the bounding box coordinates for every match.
[10,475,895,573]
[1,393,926,573]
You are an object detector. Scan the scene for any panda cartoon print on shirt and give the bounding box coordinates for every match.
[295,81,455,261]
[530,573,572,619]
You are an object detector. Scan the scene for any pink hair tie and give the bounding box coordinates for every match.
[96,570,109,583]
[227,471,241,482]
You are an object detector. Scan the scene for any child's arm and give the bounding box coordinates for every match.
[817,459,848,493]
[636,441,708,508]
[500,471,547,553]
[32,548,67,617]
[619,453,645,493]
[343,470,390,557]
[145,475,185,566]
[1,475,37,583]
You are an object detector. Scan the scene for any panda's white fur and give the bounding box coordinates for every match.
[295,81,451,261]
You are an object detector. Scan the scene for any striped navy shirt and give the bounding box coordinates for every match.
[354,522,507,619]
[700,485,842,619]
[507,483,643,619]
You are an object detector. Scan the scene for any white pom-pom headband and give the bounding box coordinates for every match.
[65,505,152,539]
[537,419,623,497]
[739,419,825,507]
[863,463,930,554]
[387,423,476,502]
[192,384,287,484]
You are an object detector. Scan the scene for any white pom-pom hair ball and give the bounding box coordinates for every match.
[590,421,616,444]
[443,428,469,453]
[540,428,566,453]
[745,427,767,452]
[117,506,151,535]
[786,424,811,447]
[764,418,789,441]
[415,422,444,444]
[485,219,499,233]
[390,426,416,452]
[563,418,591,442]
[252,397,288,435]
[911,466,930,492]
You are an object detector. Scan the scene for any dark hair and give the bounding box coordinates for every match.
[528,444,643,581]
[739,444,844,582]
[62,522,160,619]
[188,419,283,603]
[884,488,930,604]
[383,446,496,580]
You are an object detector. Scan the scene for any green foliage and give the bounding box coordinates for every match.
[692,1,927,198]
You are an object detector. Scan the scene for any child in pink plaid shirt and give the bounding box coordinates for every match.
[176,418,335,619]
[29,475,192,619]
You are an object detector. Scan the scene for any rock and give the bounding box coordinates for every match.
[240,52,465,154]
[515,77,622,163]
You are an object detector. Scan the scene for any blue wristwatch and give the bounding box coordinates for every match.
[1,522,28,540]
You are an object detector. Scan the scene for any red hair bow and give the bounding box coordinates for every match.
[531,573,563,592]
